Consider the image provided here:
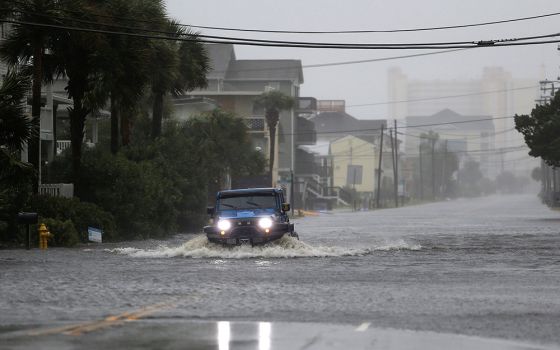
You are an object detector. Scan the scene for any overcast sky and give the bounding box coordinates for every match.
[166,0,559,119]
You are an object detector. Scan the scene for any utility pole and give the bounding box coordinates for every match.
[442,140,447,197]
[376,124,384,208]
[391,128,398,207]
[394,120,399,207]
[431,137,436,200]
[350,142,354,189]
[419,143,424,201]
[290,170,294,217]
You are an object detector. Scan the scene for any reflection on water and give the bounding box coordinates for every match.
[218,321,230,350]
[217,321,272,350]
[259,322,271,350]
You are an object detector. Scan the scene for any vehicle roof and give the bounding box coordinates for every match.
[217,188,282,198]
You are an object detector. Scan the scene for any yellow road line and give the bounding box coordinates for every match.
[28,302,173,337]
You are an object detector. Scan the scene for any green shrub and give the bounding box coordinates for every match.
[76,149,180,239]
[41,218,79,247]
[42,109,266,240]
[0,152,34,243]
[30,195,117,242]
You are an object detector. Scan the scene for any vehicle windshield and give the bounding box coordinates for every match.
[218,194,278,211]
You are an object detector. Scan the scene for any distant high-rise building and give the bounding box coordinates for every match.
[388,67,541,175]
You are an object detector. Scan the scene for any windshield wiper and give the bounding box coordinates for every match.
[220,203,237,209]
[246,201,260,207]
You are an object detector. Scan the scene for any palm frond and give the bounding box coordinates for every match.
[0,69,36,151]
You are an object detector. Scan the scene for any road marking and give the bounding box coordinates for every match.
[355,322,371,332]
[27,302,173,337]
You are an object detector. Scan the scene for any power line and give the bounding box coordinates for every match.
[214,49,469,74]
[330,145,528,159]
[347,86,538,108]
[7,9,479,46]
[279,116,515,137]
[1,9,477,69]
[0,9,503,47]
[25,4,560,35]
[399,127,518,140]
[186,12,560,34]
[3,19,560,50]
[302,49,467,68]
[3,9,475,71]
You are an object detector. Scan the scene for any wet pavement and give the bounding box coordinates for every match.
[2,320,557,350]
[1,194,560,349]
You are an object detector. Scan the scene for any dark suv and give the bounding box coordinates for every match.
[204,188,298,246]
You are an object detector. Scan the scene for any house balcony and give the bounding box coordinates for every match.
[295,116,316,145]
[39,183,74,198]
[245,116,266,133]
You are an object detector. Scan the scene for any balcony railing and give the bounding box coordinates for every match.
[56,140,95,155]
[56,140,71,155]
[245,116,266,132]
[39,183,74,198]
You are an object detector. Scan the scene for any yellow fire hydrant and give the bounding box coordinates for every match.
[38,223,53,250]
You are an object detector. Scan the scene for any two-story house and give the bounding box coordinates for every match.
[181,44,305,202]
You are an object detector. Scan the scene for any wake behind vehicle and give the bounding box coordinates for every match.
[204,188,298,246]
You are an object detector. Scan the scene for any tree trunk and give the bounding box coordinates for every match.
[268,123,276,179]
[266,110,279,186]
[110,92,119,154]
[151,92,164,139]
[120,108,131,146]
[69,107,85,198]
[30,43,44,193]
[68,77,88,198]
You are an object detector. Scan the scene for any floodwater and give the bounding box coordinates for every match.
[1,194,559,348]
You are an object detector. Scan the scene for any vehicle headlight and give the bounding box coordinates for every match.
[217,219,231,231]
[258,217,273,229]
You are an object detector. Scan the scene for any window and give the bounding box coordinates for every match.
[218,194,278,211]
[346,165,363,186]
[264,82,280,92]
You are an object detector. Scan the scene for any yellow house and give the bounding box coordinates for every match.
[330,135,377,193]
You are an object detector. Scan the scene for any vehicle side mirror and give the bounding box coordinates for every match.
[206,207,215,216]
[281,203,290,212]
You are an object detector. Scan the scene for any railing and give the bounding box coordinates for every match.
[56,140,96,155]
[245,116,266,132]
[56,140,71,155]
[325,186,352,206]
[39,184,74,198]
[298,173,351,207]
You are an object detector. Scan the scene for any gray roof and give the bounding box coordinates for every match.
[204,44,303,83]
[311,111,386,135]
[226,60,303,83]
[205,44,235,80]
[406,109,494,132]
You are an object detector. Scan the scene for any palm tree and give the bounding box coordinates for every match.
[149,22,209,139]
[254,91,294,183]
[47,0,109,195]
[0,69,34,152]
[0,69,35,241]
[96,0,167,152]
[0,0,60,192]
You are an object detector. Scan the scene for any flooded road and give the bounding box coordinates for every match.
[1,194,560,348]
